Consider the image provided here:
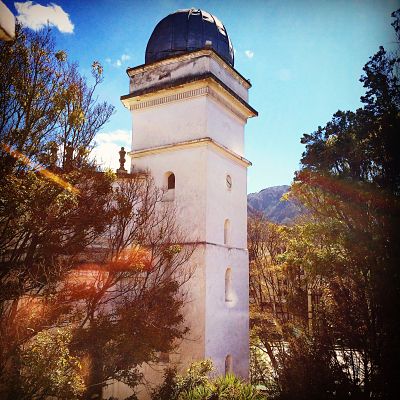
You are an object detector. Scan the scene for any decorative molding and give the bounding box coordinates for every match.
[131,87,208,110]
[129,137,251,167]
[130,85,249,121]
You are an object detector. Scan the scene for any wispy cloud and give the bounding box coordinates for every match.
[95,130,130,145]
[92,129,131,171]
[277,68,292,81]
[106,53,131,68]
[245,50,254,59]
[15,1,74,33]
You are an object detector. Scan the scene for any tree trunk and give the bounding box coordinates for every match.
[84,351,104,400]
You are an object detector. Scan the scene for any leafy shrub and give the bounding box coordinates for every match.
[21,328,84,399]
[152,360,265,400]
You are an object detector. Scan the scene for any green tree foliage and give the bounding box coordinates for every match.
[248,215,290,390]
[0,25,194,400]
[289,10,400,398]
[152,360,264,400]
[0,24,115,398]
[0,25,113,173]
[69,176,195,399]
[249,216,356,400]
[250,9,400,400]
[20,328,85,399]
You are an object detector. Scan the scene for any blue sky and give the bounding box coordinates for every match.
[4,0,399,193]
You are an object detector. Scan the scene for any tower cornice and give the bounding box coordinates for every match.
[128,137,252,168]
[121,76,257,121]
[123,49,255,104]
[126,49,251,89]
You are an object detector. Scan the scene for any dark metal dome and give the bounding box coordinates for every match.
[145,9,234,66]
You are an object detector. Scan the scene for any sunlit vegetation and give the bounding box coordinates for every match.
[249,9,400,400]
[1,6,399,400]
[152,360,264,400]
[0,25,194,400]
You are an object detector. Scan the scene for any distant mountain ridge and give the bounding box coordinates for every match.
[247,185,303,225]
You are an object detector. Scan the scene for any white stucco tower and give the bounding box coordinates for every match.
[121,8,257,381]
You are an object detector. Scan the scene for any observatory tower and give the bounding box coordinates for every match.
[121,6,257,386]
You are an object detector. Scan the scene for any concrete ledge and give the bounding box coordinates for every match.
[126,49,251,89]
[129,137,252,167]
[121,74,258,119]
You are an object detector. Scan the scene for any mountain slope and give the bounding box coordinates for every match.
[247,185,303,225]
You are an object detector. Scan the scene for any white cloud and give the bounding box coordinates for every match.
[109,53,131,68]
[105,57,111,63]
[92,130,131,171]
[15,1,74,33]
[96,129,131,145]
[245,50,254,59]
